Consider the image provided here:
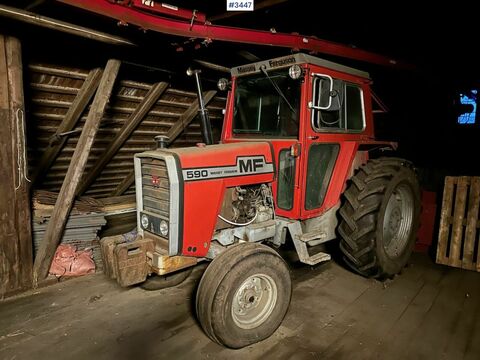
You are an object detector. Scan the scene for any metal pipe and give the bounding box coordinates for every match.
[187,68,213,145]
[155,135,169,149]
[0,4,135,46]
[193,59,230,73]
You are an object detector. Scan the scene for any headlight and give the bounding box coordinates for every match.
[217,78,229,91]
[141,214,149,229]
[288,64,303,80]
[160,220,169,237]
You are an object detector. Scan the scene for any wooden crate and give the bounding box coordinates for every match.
[436,176,480,271]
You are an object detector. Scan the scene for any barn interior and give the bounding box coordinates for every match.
[1,1,479,359]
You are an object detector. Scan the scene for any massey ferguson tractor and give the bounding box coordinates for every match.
[105,53,420,348]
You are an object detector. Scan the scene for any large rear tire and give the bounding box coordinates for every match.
[338,157,421,278]
[196,242,291,349]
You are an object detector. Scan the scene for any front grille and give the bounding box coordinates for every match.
[141,158,170,219]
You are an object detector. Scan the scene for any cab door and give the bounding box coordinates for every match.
[300,66,369,220]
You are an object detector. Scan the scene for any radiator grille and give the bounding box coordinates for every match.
[141,158,170,219]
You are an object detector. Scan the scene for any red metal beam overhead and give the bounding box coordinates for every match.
[57,0,403,68]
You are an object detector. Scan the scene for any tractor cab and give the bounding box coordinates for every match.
[222,54,376,221]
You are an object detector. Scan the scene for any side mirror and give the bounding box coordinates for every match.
[217,78,231,91]
[309,74,333,110]
[309,74,343,111]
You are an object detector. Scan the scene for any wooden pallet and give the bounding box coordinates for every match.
[436,176,480,271]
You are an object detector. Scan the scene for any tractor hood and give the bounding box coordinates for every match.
[135,142,275,258]
[140,142,275,182]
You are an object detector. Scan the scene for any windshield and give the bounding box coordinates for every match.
[233,69,301,138]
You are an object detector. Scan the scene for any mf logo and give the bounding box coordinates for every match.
[182,155,272,181]
[239,158,264,173]
[151,175,160,187]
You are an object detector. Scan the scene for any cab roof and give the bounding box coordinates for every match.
[231,53,370,79]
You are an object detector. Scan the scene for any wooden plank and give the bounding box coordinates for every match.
[100,194,136,206]
[402,268,467,359]
[110,170,135,196]
[0,36,34,296]
[441,270,480,359]
[31,68,103,184]
[371,267,445,358]
[436,176,455,265]
[475,179,480,272]
[464,290,480,360]
[166,90,216,142]
[448,176,469,267]
[463,177,480,270]
[108,91,217,196]
[32,59,121,284]
[316,259,426,359]
[77,82,169,196]
[28,63,88,79]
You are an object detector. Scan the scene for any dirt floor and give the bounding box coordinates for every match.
[1,252,479,360]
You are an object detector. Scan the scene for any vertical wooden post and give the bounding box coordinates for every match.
[436,176,454,265]
[448,177,469,268]
[32,59,121,284]
[463,178,480,269]
[0,35,33,296]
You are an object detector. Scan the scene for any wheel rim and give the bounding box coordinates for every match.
[382,183,415,258]
[231,273,278,330]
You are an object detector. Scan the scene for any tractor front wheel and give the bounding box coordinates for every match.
[196,242,291,348]
[338,157,421,278]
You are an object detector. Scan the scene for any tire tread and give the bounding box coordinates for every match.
[338,157,419,278]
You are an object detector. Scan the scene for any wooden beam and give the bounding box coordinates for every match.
[111,170,135,197]
[193,59,230,73]
[0,5,135,46]
[31,68,103,184]
[167,90,216,142]
[109,90,217,196]
[0,35,33,296]
[77,81,168,196]
[32,59,121,284]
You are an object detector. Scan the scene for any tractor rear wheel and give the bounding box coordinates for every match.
[196,242,291,348]
[338,157,421,278]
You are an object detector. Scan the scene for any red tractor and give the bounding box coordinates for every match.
[110,53,420,348]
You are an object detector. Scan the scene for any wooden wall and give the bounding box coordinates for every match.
[0,35,33,297]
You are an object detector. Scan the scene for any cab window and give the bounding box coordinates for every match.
[311,76,365,132]
[233,69,301,138]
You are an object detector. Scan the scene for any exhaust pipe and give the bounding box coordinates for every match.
[155,135,169,149]
[187,68,213,145]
